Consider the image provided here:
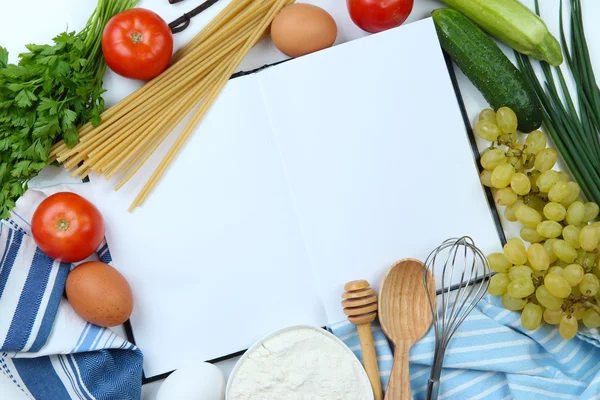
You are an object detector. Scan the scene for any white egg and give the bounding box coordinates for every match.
[157,362,225,400]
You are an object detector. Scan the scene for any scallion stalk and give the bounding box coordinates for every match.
[518,0,600,204]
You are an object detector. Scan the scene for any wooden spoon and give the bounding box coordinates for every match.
[342,280,383,400]
[379,258,435,400]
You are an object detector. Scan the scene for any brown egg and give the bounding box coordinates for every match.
[271,3,337,58]
[66,262,134,327]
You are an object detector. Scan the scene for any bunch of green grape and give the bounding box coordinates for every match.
[476,107,600,340]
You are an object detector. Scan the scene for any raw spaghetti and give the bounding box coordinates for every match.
[51,0,293,211]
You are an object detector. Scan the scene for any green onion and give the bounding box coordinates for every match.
[518,0,600,204]
[81,0,140,86]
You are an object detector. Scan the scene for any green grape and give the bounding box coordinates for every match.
[544,273,572,298]
[488,253,512,273]
[495,187,518,206]
[481,149,507,171]
[562,264,584,286]
[503,237,528,265]
[559,315,578,340]
[501,293,528,311]
[488,273,510,296]
[525,130,546,154]
[479,108,497,123]
[566,202,585,225]
[536,170,559,193]
[593,259,600,279]
[583,309,600,328]
[591,222,600,245]
[496,107,518,133]
[516,206,542,229]
[528,196,546,214]
[577,248,590,264]
[534,149,558,172]
[536,285,563,310]
[509,265,534,280]
[579,273,600,296]
[557,171,570,182]
[535,148,558,172]
[536,221,563,239]
[511,173,531,196]
[552,240,578,263]
[520,226,544,243]
[504,200,524,222]
[480,170,493,187]
[521,303,542,330]
[475,120,502,142]
[507,277,535,298]
[523,155,535,170]
[548,181,570,202]
[583,202,600,222]
[527,243,549,271]
[543,308,563,325]
[571,283,582,297]
[563,225,581,249]
[499,131,519,144]
[580,225,599,252]
[543,202,566,222]
[548,266,564,275]
[560,182,581,208]
[492,163,515,189]
[543,239,558,263]
[573,307,586,320]
[528,171,540,191]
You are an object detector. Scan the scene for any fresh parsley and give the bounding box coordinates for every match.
[0,0,138,219]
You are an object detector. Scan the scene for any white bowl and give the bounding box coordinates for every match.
[226,324,374,400]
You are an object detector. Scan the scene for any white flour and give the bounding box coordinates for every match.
[227,327,371,400]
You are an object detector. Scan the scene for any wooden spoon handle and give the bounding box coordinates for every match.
[357,324,383,400]
[385,341,412,400]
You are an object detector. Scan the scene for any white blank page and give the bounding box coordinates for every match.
[90,77,325,378]
[258,18,502,323]
[90,17,502,378]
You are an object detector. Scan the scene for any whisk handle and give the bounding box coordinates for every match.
[426,380,440,400]
[385,341,412,400]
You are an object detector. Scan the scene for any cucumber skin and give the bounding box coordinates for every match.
[432,8,542,132]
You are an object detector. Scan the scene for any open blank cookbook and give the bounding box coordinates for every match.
[89,18,503,379]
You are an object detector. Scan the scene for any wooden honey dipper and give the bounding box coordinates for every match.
[342,280,383,400]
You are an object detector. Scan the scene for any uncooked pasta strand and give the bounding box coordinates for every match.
[55,0,269,164]
[115,49,242,189]
[106,52,237,179]
[86,19,261,167]
[129,0,287,210]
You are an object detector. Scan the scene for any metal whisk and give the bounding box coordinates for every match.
[423,237,491,400]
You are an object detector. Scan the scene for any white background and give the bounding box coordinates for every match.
[0,0,599,398]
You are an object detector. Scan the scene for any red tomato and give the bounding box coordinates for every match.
[347,0,413,33]
[102,8,173,81]
[31,193,105,263]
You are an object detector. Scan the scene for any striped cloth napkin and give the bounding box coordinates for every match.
[329,295,600,399]
[0,185,143,399]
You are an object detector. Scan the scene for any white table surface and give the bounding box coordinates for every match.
[1,0,599,398]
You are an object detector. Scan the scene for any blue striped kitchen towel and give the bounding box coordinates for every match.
[0,185,143,399]
[329,295,600,399]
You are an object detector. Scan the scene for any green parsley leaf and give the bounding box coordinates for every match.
[14,89,37,108]
[0,0,140,219]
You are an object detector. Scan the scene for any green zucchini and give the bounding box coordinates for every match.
[432,8,543,132]
[439,0,563,66]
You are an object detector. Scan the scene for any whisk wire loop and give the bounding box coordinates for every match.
[423,237,491,400]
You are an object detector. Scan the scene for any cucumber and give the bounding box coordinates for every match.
[432,8,543,133]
